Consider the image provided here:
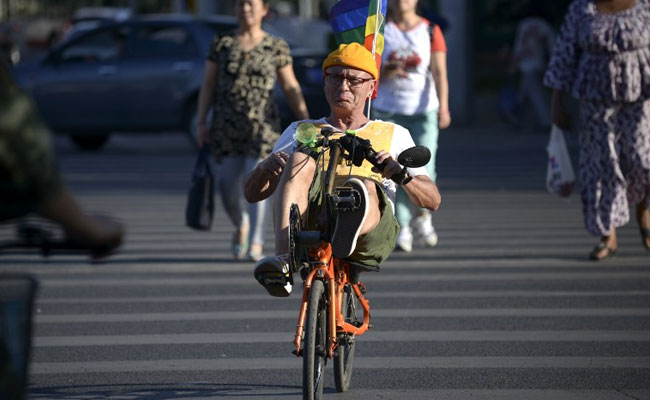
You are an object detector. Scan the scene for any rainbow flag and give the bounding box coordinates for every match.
[329,0,387,82]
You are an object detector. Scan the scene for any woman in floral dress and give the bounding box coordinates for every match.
[196,0,309,261]
[544,0,650,260]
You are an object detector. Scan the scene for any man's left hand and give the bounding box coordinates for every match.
[372,151,402,179]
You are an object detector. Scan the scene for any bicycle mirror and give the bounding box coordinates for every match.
[397,146,431,168]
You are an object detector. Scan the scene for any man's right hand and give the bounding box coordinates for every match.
[259,152,289,177]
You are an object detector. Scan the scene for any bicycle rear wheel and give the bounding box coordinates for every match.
[303,279,327,400]
[334,283,357,392]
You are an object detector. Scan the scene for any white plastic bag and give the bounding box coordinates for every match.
[546,124,575,197]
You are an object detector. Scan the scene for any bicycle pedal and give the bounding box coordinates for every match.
[333,187,360,212]
[259,272,288,286]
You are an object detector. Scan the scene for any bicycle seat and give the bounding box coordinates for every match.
[344,260,379,284]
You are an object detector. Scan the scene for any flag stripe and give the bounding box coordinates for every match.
[328,0,387,99]
[330,6,368,33]
[364,13,382,37]
[330,0,370,15]
[334,27,367,46]
[365,32,384,54]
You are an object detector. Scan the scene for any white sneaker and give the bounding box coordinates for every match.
[414,213,438,247]
[396,226,413,252]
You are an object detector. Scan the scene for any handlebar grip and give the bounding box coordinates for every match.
[365,147,409,185]
[336,134,408,185]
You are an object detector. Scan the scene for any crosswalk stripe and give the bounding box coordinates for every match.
[32,330,650,347]
[35,290,650,304]
[29,356,650,374]
[32,271,650,287]
[12,259,650,274]
[34,308,650,323]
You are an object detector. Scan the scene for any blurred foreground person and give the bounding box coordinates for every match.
[196,0,309,261]
[0,61,124,258]
[371,0,450,252]
[544,0,650,260]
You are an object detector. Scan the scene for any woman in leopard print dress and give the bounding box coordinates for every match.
[544,0,650,260]
[196,0,309,261]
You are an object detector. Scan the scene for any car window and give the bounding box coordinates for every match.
[125,26,196,59]
[59,28,126,63]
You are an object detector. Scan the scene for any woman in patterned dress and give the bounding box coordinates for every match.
[544,0,650,260]
[196,0,309,261]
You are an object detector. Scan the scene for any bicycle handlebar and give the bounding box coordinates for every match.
[315,128,410,185]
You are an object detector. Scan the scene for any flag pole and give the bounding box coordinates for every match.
[367,0,382,118]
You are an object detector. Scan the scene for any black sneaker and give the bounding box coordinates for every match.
[253,255,292,297]
[332,178,369,258]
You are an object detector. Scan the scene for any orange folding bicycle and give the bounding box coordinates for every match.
[286,127,430,400]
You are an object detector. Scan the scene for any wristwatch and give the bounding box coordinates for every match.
[402,172,413,185]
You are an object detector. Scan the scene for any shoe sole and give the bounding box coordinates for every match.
[254,262,291,297]
[396,243,412,252]
[332,178,369,258]
[420,235,438,247]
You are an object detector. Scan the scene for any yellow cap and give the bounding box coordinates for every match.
[322,43,378,80]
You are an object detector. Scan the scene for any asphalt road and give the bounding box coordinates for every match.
[1,126,649,400]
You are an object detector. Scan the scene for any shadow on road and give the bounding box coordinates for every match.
[30,382,302,399]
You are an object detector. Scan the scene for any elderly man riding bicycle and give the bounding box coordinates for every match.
[244,43,441,297]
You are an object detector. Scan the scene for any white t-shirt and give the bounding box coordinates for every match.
[273,118,430,205]
[374,19,439,115]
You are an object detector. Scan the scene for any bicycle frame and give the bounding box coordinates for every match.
[293,139,372,359]
[293,245,371,358]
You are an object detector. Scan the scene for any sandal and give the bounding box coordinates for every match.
[588,242,617,261]
[231,233,248,260]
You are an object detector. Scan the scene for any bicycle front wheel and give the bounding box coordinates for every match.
[303,279,327,400]
[334,283,357,392]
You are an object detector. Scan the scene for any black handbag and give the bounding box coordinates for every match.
[185,147,214,230]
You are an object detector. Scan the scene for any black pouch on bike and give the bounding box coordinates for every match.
[185,147,214,230]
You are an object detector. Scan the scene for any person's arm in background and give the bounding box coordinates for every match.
[429,25,450,129]
[274,38,309,120]
[431,51,450,129]
[550,89,572,130]
[277,64,309,120]
[196,59,218,148]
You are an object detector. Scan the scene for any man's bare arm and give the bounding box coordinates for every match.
[374,150,441,211]
[244,152,289,203]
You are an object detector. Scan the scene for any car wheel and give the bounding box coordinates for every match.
[70,134,110,151]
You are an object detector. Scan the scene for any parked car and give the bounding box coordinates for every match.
[60,7,134,42]
[12,14,327,150]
